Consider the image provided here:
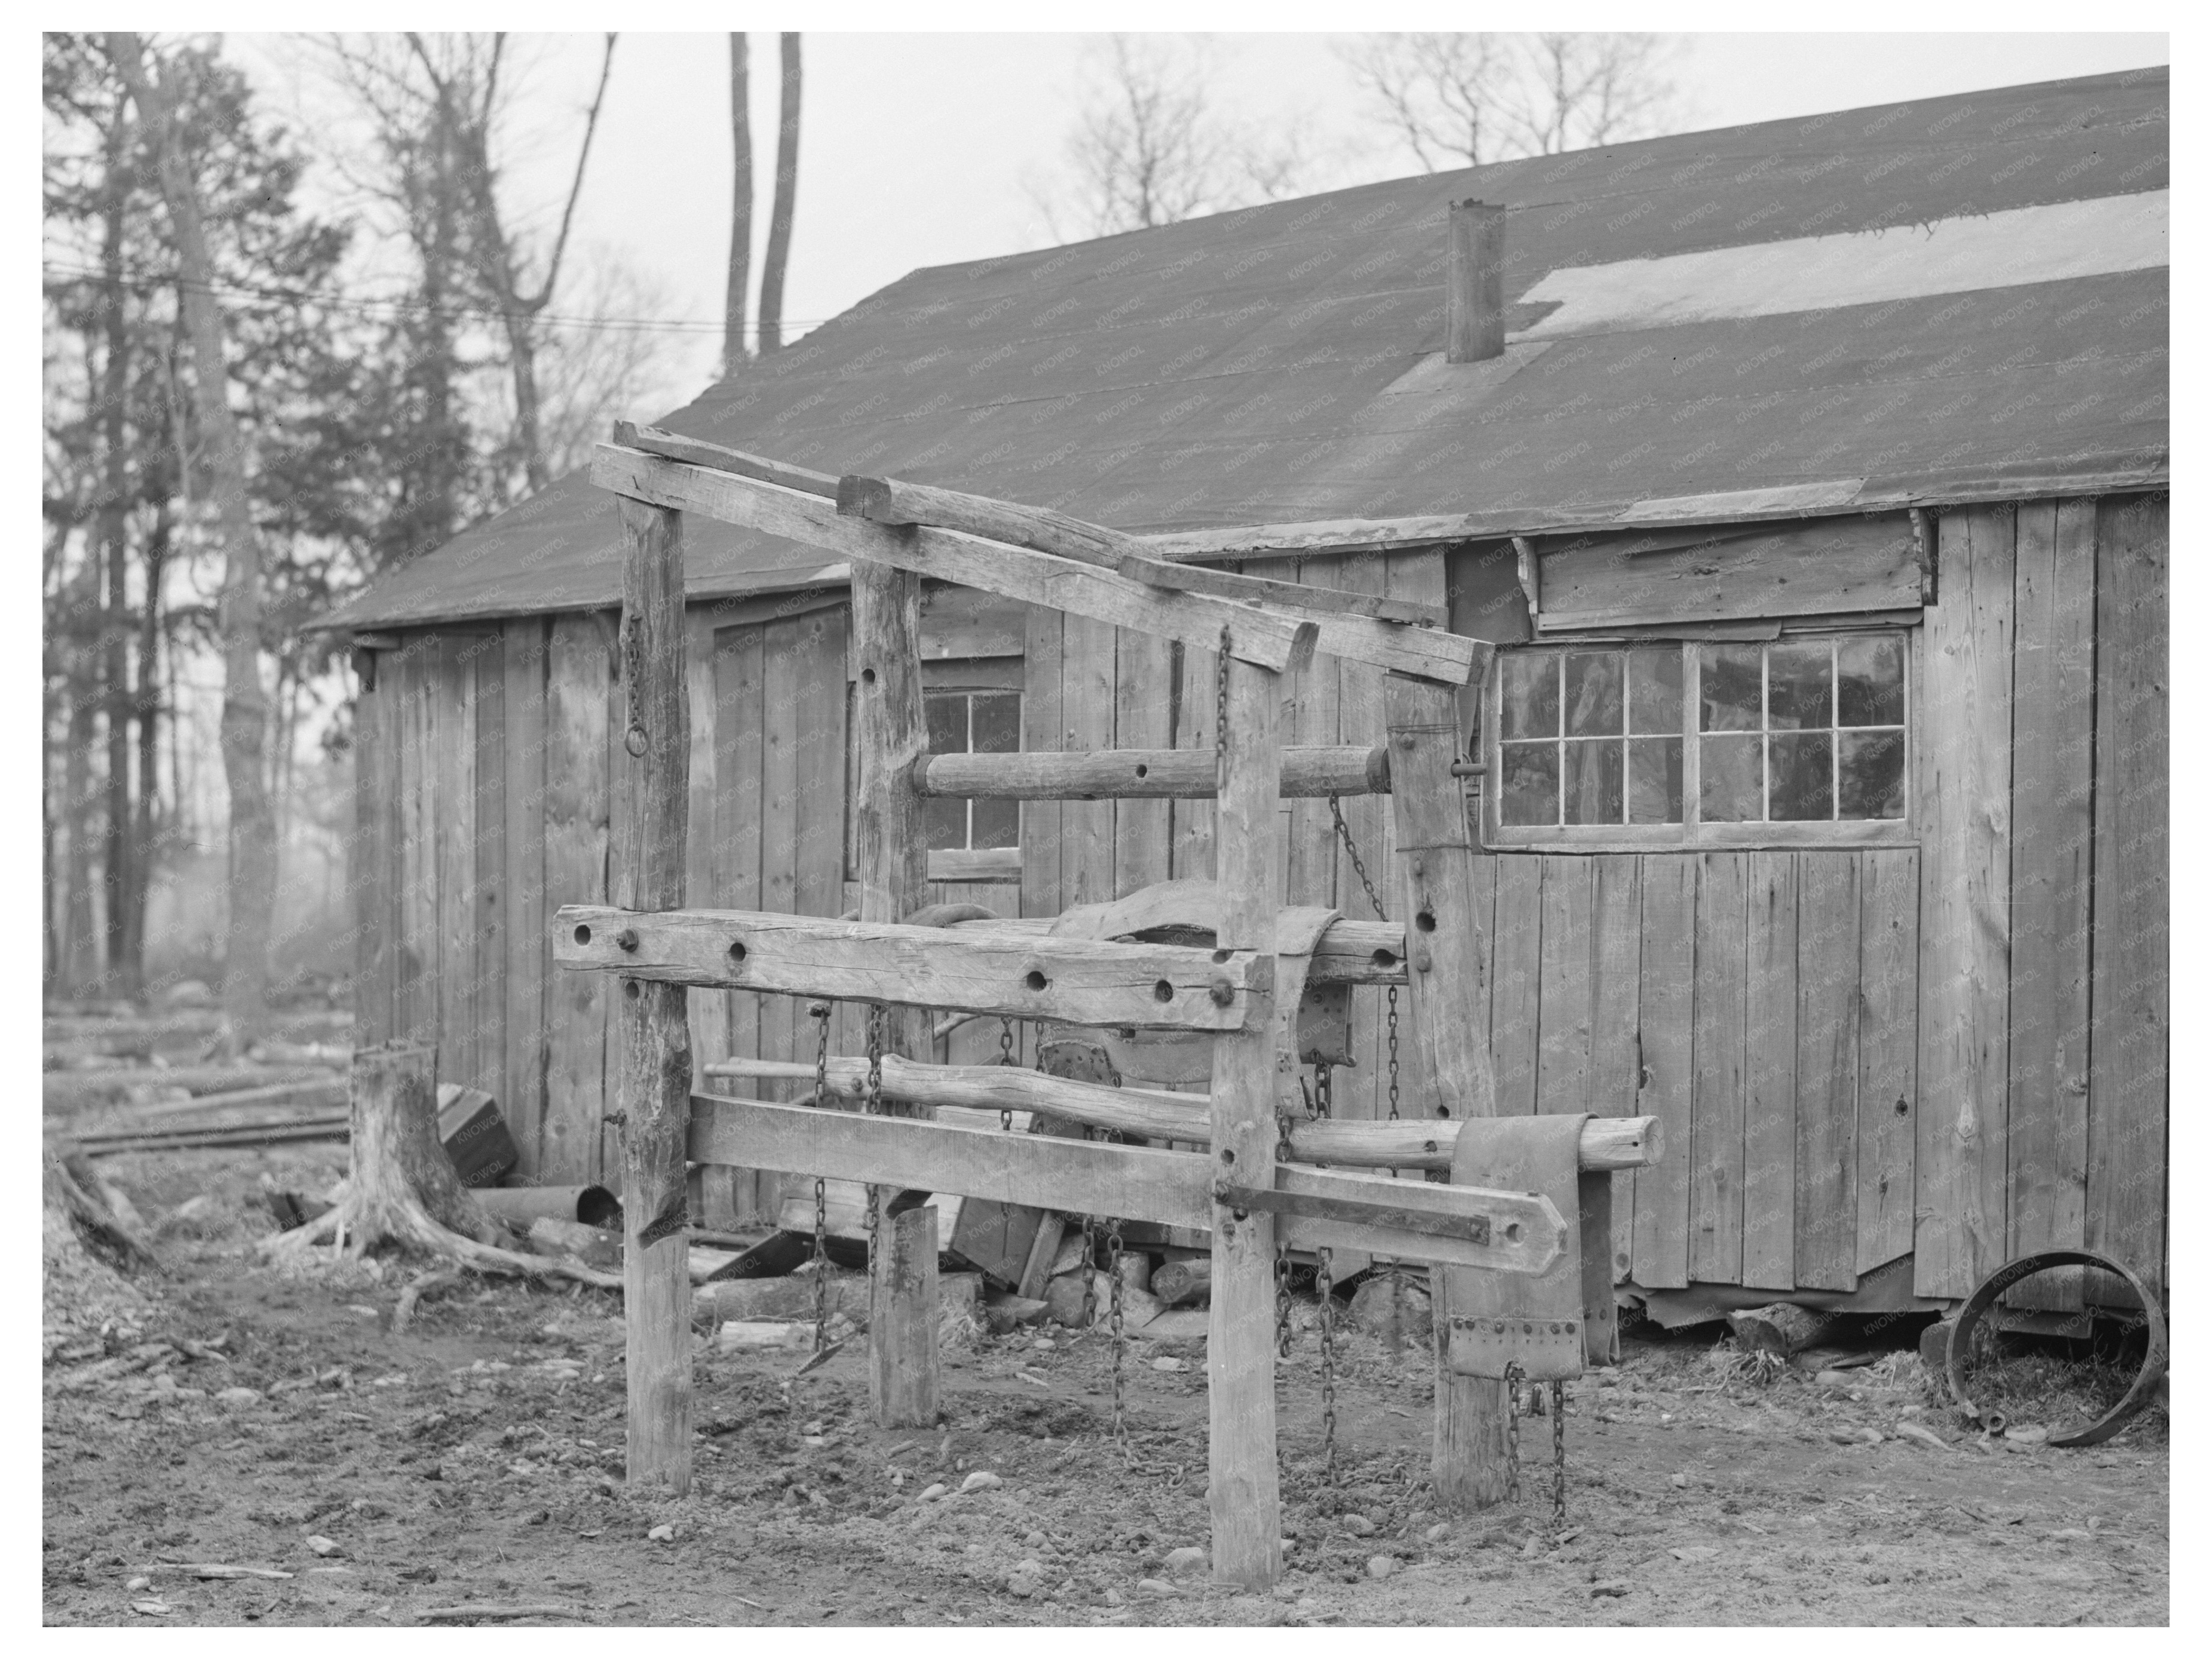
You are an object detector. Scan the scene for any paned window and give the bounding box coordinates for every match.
[1488,634,1908,844]
[924,686,1021,852]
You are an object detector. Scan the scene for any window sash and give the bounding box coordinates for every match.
[1482,633,1914,849]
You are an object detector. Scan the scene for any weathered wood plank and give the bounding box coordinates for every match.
[1335,550,1390,1123]
[1021,605,1066,920]
[1742,851,1796,1291]
[1285,556,1345,911]
[1590,857,1642,1283]
[1691,852,1749,1284]
[2088,494,2167,1304]
[1794,852,1860,1291]
[1060,613,1118,906]
[1209,654,1283,1587]
[1914,504,2016,1298]
[1114,627,1176,897]
[914,744,1389,801]
[712,621,768,1219]
[2007,498,2097,1309]
[472,630,507,1100]
[595,445,1322,673]
[1632,855,1695,1289]
[754,610,805,1207]
[683,611,733,1226]
[541,615,613,1184]
[501,618,548,1175]
[556,905,1266,1029]
[1488,857,1543,1117]
[394,639,437,1045]
[1856,847,1919,1274]
[353,642,396,1048]
[434,638,479,1094]
[1535,856,1594,1116]
[616,419,839,496]
[611,494,693,1496]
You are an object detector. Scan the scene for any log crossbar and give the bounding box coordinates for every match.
[942,911,1411,985]
[688,1093,1566,1277]
[554,904,1267,1030]
[914,744,1391,801]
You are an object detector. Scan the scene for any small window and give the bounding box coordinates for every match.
[924,686,1021,852]
[1488,634,1908,846]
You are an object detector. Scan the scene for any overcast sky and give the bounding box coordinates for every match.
[233,30,2170,412]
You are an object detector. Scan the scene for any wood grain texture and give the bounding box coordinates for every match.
[1208,656,1283,1587]
[1334,549,1390,1123]
[353,647,397,1047]
[1114,628,1176,896]
[1488,857,1543,1117]
[1021,605,1066,919]
[394,640,436,1045]
[1914,504,2016,1298]
[1794,852,1860,1291]
[435,637,480,1093]
[681,613,733,1225]
[501,618,548,1175]
[1633,855,1695,1288]
[541,615,613,1184]
[2088,493,2167,1303]
[1535,856,1594,1116]
[915,745,1387,800]
[1742,851,1796,1291]
[2007,499,2097,1308]
[1060,613,1118,906]
[472,634,506,1098]
[1691,852,1749,1284]
[712,622,769,1219]
[1590,857,1642,1282]
[1856,847,1919,1273]
[1285,556,1344,911]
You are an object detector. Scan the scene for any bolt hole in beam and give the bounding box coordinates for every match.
[861,666,877,685]
[575,924,593,946]
[729,939,748,963]
[1414,911,1437,933]
[1152,979,1175,1003]
[1024,969,1049,992]
[1212,949,1232,963]
[616,928,640,951]
[624,980,640,1000]
[1372,949,1401,968]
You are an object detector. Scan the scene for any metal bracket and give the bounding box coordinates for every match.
[1449,1313,1584,1382]
[1214,1179,1492,1247]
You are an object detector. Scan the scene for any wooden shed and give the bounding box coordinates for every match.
[321,69,2169,1315]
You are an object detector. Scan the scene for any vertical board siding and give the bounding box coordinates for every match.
[2007,500,2099,1308]
[432,638,478,1091]
[1021,606,1066,919]
[1794,853,1861,1290]
[682,612,732,1226]
[1534,857,1594,1113]
[1691,852,1749,1283]
[541,615,613,1184]
[352,650,397,1047]
[1282,556,1344,911]
[1334,549,1390,1123]
[1590,858,1643,1281]
[793,607,853,1070]
[1742,852,1798,1290]
[1856,848,1919,1272]
[500,618,548,1176]
[1060,613,1119,906]
[603,617,635,1183]
[470,633,507,1098]
[1488,857,1543,1116]
[1115,627,1176,898]
[1914,506,2017,1298]
[712,622,769,1222]
[2088,495,2169,1305]
[394,640,438,1045]
[1632,856,1695,1288]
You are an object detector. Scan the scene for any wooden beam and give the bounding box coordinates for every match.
[700,1054,1664,1171]
[685,1094,1565,1275]
[839,468,1449,627]
[611,494,693,1498]
[554,903,1265,1030]
[593,444,1319,674]
[940,910,1412,986]
[914,745,1391,801]
[849,556,939,1427]
[614,420,839,498]
[1209,654,1282,1588]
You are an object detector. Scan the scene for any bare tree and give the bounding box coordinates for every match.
[757,32,800,355]
[1339,31,1679,171]
[723,33,752,376]
[1036,35,1323,242]
[105,31,276,1046]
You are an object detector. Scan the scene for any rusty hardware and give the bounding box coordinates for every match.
[1503,1359,1524,1505]
[1211,1178,1493,1246]
[615,928,639,952]
[1317,1244,1338,1479]
[1107,1218,1129,1452]
[601,1110,627,1128]
[1550,1379,1568,1529]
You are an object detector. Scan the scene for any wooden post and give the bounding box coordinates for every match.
[1382,673,1510,1509]
[850,558,939,1426]
[614,495,694,1495]
[1208,652,1283,1588]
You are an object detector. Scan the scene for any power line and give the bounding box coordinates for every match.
[40,258,828,338]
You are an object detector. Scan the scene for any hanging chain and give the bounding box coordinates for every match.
[1329,795,1388,922]
[1503,1361,1525,1507]
[1550,1380,1568,1530]
[1107,1219,1129,1451]
[808,1003,833,1353]
[1273,1240,1294,1359]
[1314,1061,1332,1120]
[1214,625,1231,782]
[1079,1214,1099,1333]
[863,1002,886,1265]
[1317,1245,1338,1480]
[997,1017,1017,1128]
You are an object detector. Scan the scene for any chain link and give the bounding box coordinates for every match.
[1214,625,1231,784]
[1550,1379,1568,1530]
[808,1002,833,1353]
[1317,1246,1338,1480]
[864,1002,886,1266]
[997,1017,1017,1128]
[1107,1219,1129,1452]
[1503,1361,1524,1507]
[1328,794,1388,923]
[1273,1241,1293,1359]
[1079,1213,1099,1333]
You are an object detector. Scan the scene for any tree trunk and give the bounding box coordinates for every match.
[757,32,801,354]
[109,34,276,1048]
[127,507,168,982]
[724,32,753,377]
[62,668,98,996]
[98,117,138,999]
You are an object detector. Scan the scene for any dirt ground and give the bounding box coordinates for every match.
[44,1145,2169,1627]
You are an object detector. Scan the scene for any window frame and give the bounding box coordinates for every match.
[919,656,1024,882]
[1477,629,1918,851]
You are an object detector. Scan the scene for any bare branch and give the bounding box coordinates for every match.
[522,31,616,311]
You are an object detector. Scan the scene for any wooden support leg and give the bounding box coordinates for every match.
[872,1204,941,1425]
[1382,673,1510,1511]
[1208,653,1283,1589]
[614,495,694,1495]
[850,559,939,1425]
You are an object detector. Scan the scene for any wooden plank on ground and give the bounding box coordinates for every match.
[1488,857,1543,1116]
[2007,498,2097,1309]
[1535,856,1594,1116]
[1021,605,1066,920]
[1632,855,1695,1288]
[1856,848,1917,1274]
[594,445,1323,674]
[1914,505,2016,1298]
[1691,852,1749,1284]
[1794,852,1860,1291]
[501,618,548,1174]
[1743,851,1797,1291]
[2088,494,2168,1305]
[1590,857,1642,1283]
[542,615,613,1184]
[1061,613,1118,906]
